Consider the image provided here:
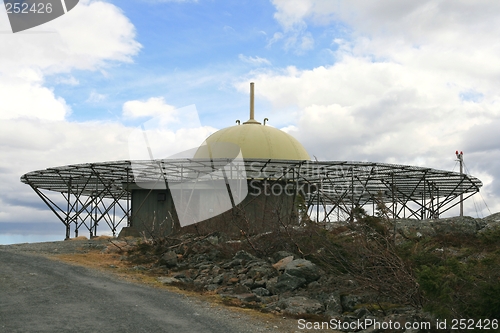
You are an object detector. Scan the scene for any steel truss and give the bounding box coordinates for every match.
[21,159,482,238]
[22,162,131,239]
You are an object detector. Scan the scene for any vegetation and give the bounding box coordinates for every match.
[237,208,499,320]
[131,204,500,322]
[410,229,500,319]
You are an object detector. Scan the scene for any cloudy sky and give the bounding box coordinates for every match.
[1,0,498,244]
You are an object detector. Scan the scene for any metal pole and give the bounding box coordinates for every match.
[422,173,426,219]
[250,82,255,120]
[66,177,71,240]
[94,195,98,237]
[127,167,131,227]
[316,185,319,223]
[75,192,79,237]
[456,151,464,217]
[391,172,395,218]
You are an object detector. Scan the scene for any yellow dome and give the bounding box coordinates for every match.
[194,122,310,161]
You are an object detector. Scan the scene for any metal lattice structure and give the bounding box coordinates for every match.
[21,159,482,239]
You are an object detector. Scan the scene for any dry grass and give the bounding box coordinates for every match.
[51,251,159,286]
[92,235,113,240]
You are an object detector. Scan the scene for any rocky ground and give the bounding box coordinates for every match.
[112,213,500,333]
[115,237,432,333]
[3,213,499,333]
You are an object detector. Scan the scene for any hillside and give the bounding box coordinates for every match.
[118,212,500,332]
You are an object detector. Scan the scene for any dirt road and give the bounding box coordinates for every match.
[0,246,300,333]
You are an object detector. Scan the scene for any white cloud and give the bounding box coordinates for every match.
[122,97,177,119]
[243,56,494,163]
[223,25,236,33]
[269,0,317,52]
[300,33,314,50]
[265,0,500,164]
[0,0,141,121]
[55,76,80,86]
[0,1,141,75]
[0,118,133,236]
[272,0,312,31]
[238,54,271,66]
[249,0,500,216]
[126,103,217,160]
[272,0,500,76]
[267,32,283,47]
[0,73,70,120]
[86,90,107,103]
[0,0,142,237]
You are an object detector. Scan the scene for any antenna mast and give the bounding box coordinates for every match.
[243,82,260,124]
[456,150,464,217]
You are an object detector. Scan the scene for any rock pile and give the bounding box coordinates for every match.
[148,241,431,332]
[117,213,500,332]
[155,246,328,311]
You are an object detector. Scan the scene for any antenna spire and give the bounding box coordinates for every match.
[250,82,254,120]
[456,150,464,217]
[243,82,261,124]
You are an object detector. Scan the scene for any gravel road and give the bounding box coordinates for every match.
[0,240,303,333]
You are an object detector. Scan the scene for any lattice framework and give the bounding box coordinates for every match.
[21,159,482,238]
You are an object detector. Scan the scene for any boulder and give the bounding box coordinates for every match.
[253,278,267,288]
[212,274,224,285]
[396,216,484,239]
[220,293,259,303]
[272,256,294,271]
[232,284,251,294]
[205,284,219,291]
[340,294,364,312]
[117,227,141,238]
[283,259,322,283]
[222,259,243,268]
[241,278,254,288]
[159,251,178,268]
[157,276,180,284]
[481,212,500,224]
[432,216,484,234]
[233,250,257,262]
[268,273,306,294]
[205,235,219,245]
[247,262,276,280]
[272,251,297,263]
[252,287,270,297]
[172,273,193,283]
[324,293,343,316]
[278,296,324,315]
[479,212,500,234]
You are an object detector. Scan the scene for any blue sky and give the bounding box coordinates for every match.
[1,0,499,244]
[46,0,348,127]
